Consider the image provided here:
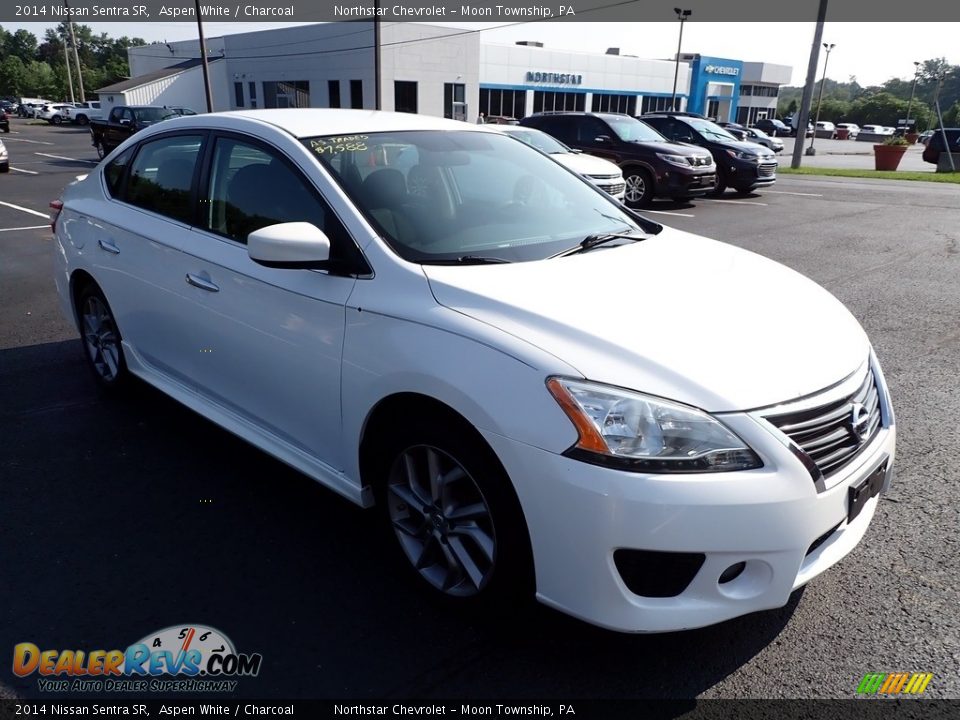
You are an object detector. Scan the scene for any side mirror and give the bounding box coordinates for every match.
[248,222,331,269]
[678,135,694,143]
[593,135,612,143]
[119,118,131,126]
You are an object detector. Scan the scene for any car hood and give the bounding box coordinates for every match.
[422,228,869,413]
[715,138,776,157]
[630,140,707,157]
[551,151,621,177]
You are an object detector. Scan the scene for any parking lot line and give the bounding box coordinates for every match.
[704,198,769,207]
[3,137,55,145]
[0,200,50,219]
[35,152,98,164]
[644,209,696,218]
[0,224,48,232]
[764,190,824,197]
[8,166,40,175]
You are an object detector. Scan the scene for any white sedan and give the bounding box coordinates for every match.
[52,109,896,632]
[493,125,626,202]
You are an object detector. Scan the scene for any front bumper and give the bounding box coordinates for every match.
[482,362,895,633]
[657,168,717,199]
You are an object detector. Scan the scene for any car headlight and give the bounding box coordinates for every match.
[546,377,762,473]
[655,153,693,168]
[725,149,762,162]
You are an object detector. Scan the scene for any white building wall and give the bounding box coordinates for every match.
[379,24,480,120]
[129,38,226,76]
[223,22,376,110]
[480,43,688,104]
[100,65,228,118]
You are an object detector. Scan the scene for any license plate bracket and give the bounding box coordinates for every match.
[847,462,886,524]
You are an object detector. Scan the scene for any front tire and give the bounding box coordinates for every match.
[52,115,62,125]
[95,142,106,159]
[0,163,8,174]
[77,115,89,126]
[377,418,532,606]
[623,168,654,208]
[77,284,128,389]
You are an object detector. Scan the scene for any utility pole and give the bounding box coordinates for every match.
[373,2,381,110]
[671,8,691,112]
[790,0,828,169]
[63,38,75,104]
[194,0,214,112]
[61,1,86,102]
[933,73,955,172]
[806,42,834,156]
[905,61,921,132]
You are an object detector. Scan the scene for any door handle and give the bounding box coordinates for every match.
[185,273,220,293]
[97,238,120,254]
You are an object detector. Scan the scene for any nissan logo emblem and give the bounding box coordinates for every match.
[849,402,871,441]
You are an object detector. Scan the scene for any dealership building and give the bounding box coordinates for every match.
[101,22,791,125]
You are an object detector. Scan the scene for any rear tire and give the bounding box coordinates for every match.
[374,415,533,609]
[623,168,655,208]
[77,283,129,390]
[0,163,8,173]
[77,115,89,126]
[52,115,62,125]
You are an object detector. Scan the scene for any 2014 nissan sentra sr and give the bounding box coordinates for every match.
[52,110,895,632]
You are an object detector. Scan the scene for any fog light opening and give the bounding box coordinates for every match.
[719,562,746,585]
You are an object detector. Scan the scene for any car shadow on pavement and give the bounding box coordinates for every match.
[1,340,801,701]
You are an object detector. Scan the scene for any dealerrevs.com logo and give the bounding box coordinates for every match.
[13,625,262,693]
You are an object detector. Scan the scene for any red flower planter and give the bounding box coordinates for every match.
[873,144,908,171]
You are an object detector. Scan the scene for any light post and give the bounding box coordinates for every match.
[671,8,691,112]
[905,61,921,135]
[806,42,834,156]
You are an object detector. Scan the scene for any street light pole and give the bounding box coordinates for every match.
[671,8,691,112]
[905,60,921,133]
[806,42,834,156]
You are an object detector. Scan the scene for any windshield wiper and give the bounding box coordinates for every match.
[550,231,645,258]
[430,255,512,265]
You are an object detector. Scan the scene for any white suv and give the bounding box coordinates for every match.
[64,101,102,125]
[52,110,896,632]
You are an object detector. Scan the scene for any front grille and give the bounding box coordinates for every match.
[765,368,882,478]
[758,163,777,178]
[597,182,625,196]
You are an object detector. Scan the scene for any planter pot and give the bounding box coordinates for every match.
[874,144,908,171]
[836,128,850,140]
[906,132,919,144]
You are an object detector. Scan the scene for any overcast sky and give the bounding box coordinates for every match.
[4,21,956,87]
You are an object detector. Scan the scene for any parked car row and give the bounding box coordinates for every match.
[515,111,778,207]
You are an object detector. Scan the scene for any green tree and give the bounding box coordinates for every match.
[0,55,27,96]
[22,60,57,98]
[6,28,39,63]
[847,92,909,127]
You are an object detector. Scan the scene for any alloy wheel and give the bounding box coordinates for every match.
[624,174,646,204]
[387,444,497,597]
[81,295,121,382]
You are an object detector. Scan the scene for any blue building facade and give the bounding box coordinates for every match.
[684,55,744,122]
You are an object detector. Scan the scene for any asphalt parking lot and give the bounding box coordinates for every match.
[1,117,958,701]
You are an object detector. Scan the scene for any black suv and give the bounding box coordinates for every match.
[519,112,716,207]
[641,113,778,195]
[753,118,790,137]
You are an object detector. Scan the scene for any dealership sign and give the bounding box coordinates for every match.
[704,65,740,76]
[525,71,583,85]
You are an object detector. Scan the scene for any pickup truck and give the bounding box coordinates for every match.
[65,101,102,126]
[89,106,176,159]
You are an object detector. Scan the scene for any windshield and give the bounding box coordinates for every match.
[750,127,770,138]
[605,116,667,143]
[501,128,569,154]
[304,130,651,264]
[133,107,175,123]
[686,119,738,141]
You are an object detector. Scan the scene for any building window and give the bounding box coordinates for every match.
[444,83,466,120]
[263,81,310,109]
[640,96,679,114]
[234,82,244,108]
[478,88,526,120]
[394,81,417,114]
[740,84,753,96]
[350,80,363,109]
[248,82,257,108]
[590,93,637,115]
[532,91,584,114]
[328,80,341,109]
